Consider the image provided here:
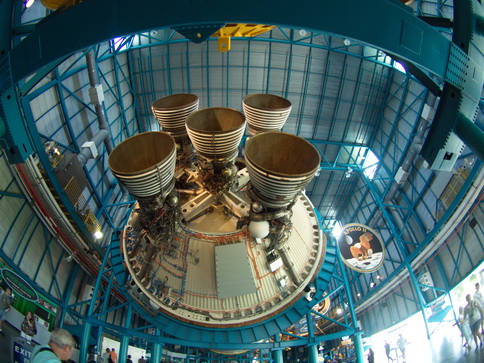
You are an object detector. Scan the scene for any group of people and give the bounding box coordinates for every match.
[0,287,39,343]
[457,282,484,352]
[101,348,146,363]
[1,287,77,362]
[381,334,407,362]
[102,348,118,363]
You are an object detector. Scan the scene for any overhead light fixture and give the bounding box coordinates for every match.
[343,39,351,46]
[24,0,34,7]
[394,61,406,74]
[345,167,353,178]
[332,221,343,239]
[93,230,103,239]
[363,150,379,180]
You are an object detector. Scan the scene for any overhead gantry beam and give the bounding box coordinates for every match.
[2,0,482,169]
[6,0,452,83]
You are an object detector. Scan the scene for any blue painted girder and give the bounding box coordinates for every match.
[8,0,452,83]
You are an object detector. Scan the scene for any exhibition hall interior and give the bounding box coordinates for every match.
[0,0,483,362]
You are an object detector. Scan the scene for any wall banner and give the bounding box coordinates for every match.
[1,268,39,302]
[338,223,385,273]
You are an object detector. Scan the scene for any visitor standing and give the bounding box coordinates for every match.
[458,306,472,350]
[20,311,37,343]
[110,348,118,363]
[31,328,76,362]
[397,333,407,361]
[474,282,484,333]
[102,348,111,363]
[464,293,483,351]
[367,347,375,363]
[0,287,12,336]
[384,340,393,362]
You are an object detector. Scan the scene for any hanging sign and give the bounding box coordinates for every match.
[338,223,385,273]
[1,268,39,302]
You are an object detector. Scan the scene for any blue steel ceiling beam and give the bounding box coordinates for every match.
[126,51,144,133]
[225,49,229,106]
[283,32,293,101]
[206,42,211,107]
[163,42,173,96]
[342,59,364,142]
[0,189,24,198]
[354,161,482,328]
[8,0,454,83]
[19,58,68,97]
[389,54,442,96]
[367,67,395,147]
[53,71,82,152]
[421,1,484,166]
[53,48,95,82]
[327,57,348,142]
[264,37,273,95]
[11,214,38,262]
[0,198,29,250]
[311,54,330,140]
[378,79,411,167]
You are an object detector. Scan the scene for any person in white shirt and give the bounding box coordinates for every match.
[473,282,484,333]
[102,348,111,363]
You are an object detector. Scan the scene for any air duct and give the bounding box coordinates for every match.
[78,50,114,166]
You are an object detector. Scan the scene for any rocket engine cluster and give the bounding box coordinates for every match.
[108,93,325,330]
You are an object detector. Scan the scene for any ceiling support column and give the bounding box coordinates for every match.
[307,344,319,363]
[363,175,432,339]
[119,304,133,363]
[272,348,283,363]
[150,329,163,363]
[337,248,365,363]
[79,322,92,363]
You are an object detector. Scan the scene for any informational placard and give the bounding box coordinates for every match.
[1,268,38,302]
[338,223,385,273]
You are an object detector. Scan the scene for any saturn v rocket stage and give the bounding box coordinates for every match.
[108,94,325,339]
